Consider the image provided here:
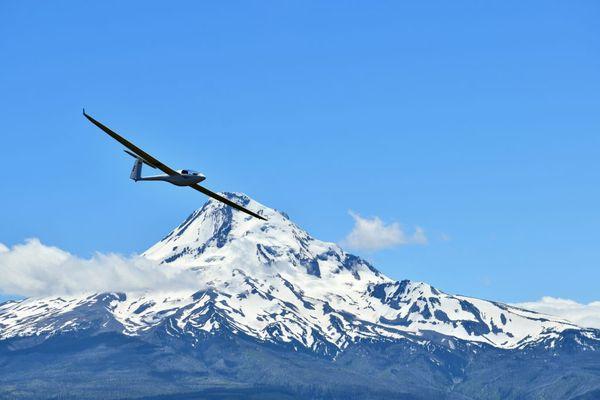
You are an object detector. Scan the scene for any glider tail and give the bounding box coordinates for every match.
[130,158,143,181]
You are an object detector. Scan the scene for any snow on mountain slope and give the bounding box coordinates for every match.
[0,193,596,353]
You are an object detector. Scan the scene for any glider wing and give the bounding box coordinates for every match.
[83,110,179,176]
[190,184,267,221]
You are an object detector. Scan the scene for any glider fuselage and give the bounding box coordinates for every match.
[136,171,206,186]
[129,156,205,186]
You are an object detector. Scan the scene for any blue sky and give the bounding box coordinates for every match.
[1,1,599,304]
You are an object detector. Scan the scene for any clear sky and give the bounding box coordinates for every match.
[1,1,599,304]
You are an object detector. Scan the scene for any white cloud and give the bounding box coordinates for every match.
[341,211,427,251]
[0,239,204,297]
[514,297,600,329]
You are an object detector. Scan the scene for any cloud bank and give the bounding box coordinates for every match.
[342,211,427,251]
[514,297,600,329]
[3,240,600,331]
[0,239,202,297]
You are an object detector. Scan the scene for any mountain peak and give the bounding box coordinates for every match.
[143,194,380,281]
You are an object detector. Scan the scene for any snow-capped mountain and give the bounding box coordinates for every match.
[1,193,597,355]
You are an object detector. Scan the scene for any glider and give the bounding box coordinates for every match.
[83,110,266,221]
